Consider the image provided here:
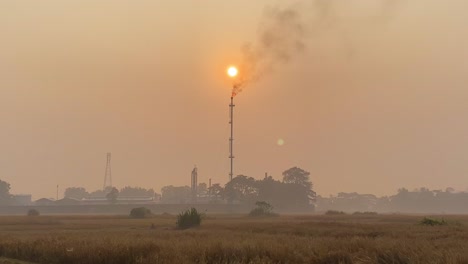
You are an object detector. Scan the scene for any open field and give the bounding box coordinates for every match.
[0,214,467,263]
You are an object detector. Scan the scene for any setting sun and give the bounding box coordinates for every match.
[227,66,238,77]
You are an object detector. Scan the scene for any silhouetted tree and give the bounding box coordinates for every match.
[161,185,191,203]
[0,179,12,205]
[317,188,468,214]
[256,176,293,209]
[119,186,155,197]
[225,175,258,204]
[106,187,119,204]
[64,187,89,200]
[207,183,224,202]
[282,167,316,202]
[220,172,316,211]
[282,167,312,189]
[197,183,208,196]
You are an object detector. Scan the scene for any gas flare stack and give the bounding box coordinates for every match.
[229,96,235,182]
[191,166,198,203]
[227,66,239,182]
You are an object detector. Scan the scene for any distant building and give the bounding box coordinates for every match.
[34,198,55,206]
[81,196,155,205]
[55,197,81,206]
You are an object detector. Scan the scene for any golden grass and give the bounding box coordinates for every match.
[0,214,467,263]
[0,257,35,264]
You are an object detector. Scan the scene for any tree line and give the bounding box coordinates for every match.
[5,166,468,213]
[64,186,157,200]
[0,179,12,205]
[317,187,468,214]
[161,167,317,212]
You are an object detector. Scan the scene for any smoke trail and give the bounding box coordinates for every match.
[232,5,306,97]
[232,0,404,97]
[312,0,403,23]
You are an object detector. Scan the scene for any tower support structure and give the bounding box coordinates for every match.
[103,153,112,190]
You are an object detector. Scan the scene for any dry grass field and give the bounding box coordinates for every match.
[0,213,467,263]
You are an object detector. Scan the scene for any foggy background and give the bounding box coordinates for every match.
[1,0,468,199]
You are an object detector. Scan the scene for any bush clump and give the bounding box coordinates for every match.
[27,209,40,216]
[325,210,346,215]
[129,207,152,218]
[176,208,202,229]
[249,201,277,217]
[420,217,447,226]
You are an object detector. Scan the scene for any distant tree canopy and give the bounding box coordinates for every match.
[316,187,468,214]
[0,179,12,205]
[207,183,223,201]
[119,186,155,197]
[161,185,191,203]
[157,167,316,211]
[282,167,313,189]
[197,183,208,196]
[282,167,316,202]
[258,176,312,210]
[225,175,258,204]
[222,167,316,211]
[58,167,315,212]
[64,187,89,200]
[63,186,158,200]
[106,187,119,204]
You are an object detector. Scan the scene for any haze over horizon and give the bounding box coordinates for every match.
[1,0,468,199]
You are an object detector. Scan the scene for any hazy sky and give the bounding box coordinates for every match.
[1,1,468,199]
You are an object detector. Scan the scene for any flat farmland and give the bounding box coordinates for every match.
[0,214,467,263]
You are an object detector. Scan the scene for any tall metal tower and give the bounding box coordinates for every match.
[103,153,112,190]
[229,96,235,181]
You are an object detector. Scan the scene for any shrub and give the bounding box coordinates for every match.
[129,207,152,218]
[325,210,346,215]
[420,217,447,226]
[176,208,202,229]
[249,201,277,217]
[27,209,40,216]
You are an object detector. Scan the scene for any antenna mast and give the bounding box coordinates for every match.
[103,152,112,190]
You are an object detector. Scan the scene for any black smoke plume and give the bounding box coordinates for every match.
[232,5,306,96]
[232,0,403,97]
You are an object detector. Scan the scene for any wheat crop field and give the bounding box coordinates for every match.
[0,213,467,264]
